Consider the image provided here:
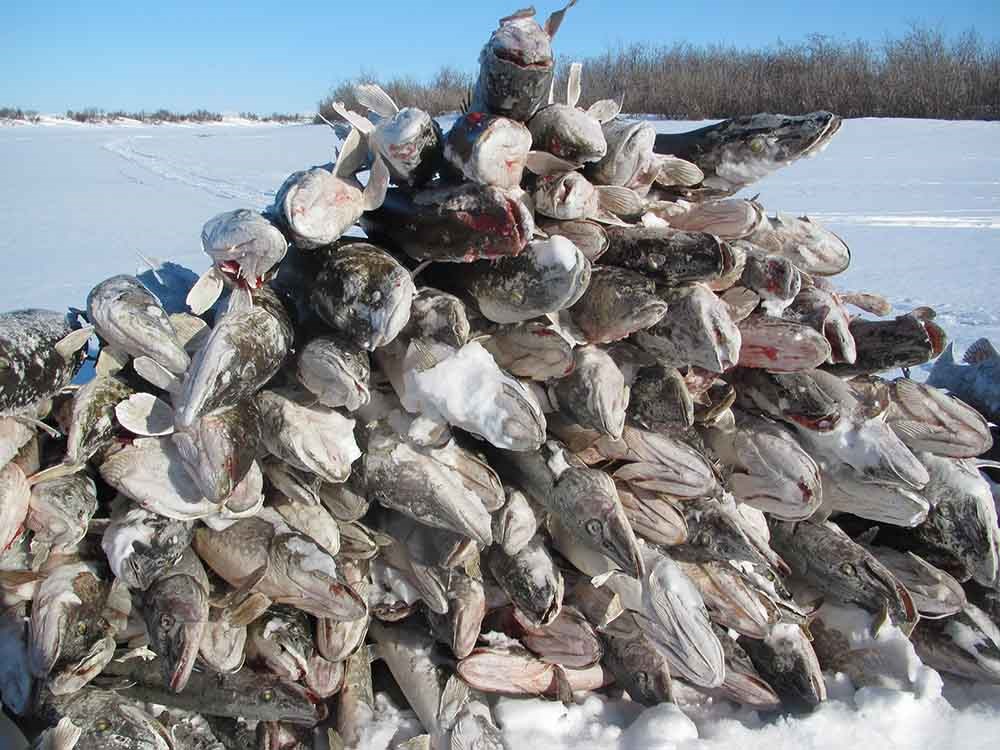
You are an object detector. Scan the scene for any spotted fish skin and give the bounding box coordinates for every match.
[0,309,83,417]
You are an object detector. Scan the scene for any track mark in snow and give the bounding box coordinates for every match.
[814,211,1000,229]
[103,137,274,205]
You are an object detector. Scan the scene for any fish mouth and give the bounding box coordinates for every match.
[168,622,205,692]
[788,412,840,432]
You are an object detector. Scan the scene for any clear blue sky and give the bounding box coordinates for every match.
[2,0,997,114]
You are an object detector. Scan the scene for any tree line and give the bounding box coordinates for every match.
[317,27,1000,120]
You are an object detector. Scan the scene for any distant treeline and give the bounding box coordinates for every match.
[317,27,1000,120]
[0,107,41,123]
[0,107,310,124]
[64,108,309,124]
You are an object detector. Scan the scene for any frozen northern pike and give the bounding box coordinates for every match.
[101,657,328,725]
[174,286,293,430]
[653,111,842,197]
[86,274,189,374]
[0,310,90,418]
[928,338,1000,424]
[471,2,578,122]
[362,183,534,262]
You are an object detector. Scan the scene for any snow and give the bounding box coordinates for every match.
[4,116,1000,747]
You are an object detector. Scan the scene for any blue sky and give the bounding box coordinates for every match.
[2,0,997,114]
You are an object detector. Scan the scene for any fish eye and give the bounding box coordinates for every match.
[635,672,649,688]
[750,136,767,154]
[695,531,711,547]
[764,570,776,582]
[94,718,111,735]
[839,562,856,576]
[160,614,175,630]
[585,519,603,537]
[76,622,88,636]
[261,689,275,702]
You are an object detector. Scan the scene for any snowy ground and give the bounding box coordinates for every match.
[2,117,1000,747]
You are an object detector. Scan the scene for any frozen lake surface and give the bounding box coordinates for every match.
[2,117,1000,749]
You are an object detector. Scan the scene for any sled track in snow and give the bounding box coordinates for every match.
[103,136,275,205]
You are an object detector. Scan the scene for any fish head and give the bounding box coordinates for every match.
[88,275,191,374]
[202,209,288,287]
[553,346,627,439]
[528,104,607,163]
[709,111,840,192]
[551,467,644,578]
[143,573,208,692]
[296,334,372,411]
[594,119,656,187]
[685,500,783,571]
[270,533,368,621]
[489,9,553,68]
[77,703,172,750]
[535,172,598,220]
[374,107,442,185]
[406,289,471,349]
[835,553,917,628]
[172,402,259,503]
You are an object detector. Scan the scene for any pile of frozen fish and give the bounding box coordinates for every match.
[3,3,1000,749]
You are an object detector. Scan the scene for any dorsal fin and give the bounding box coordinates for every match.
[567,62,582,108]
[354,83,399,118]
[500,7,536,24]
[964,338,999,365]
[54,326,93,360]
[544,0,577,39]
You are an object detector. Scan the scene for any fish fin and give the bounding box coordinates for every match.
[936,342,956,368]
[395,734,431,750]
[460,87,473,115]
[855,526,880,545]
[354,82,399,117]
[95,346,130,377]
[169,312,210,352]
[54,326,93,360]
[27,462,83,486]
[656,155,705,188]
[590,571,616,588]
[548,72,556,106]
[133,356,182,393]
[363,155,390,211]
[552,664,574,703]
[525,150,578,176]
[327,730,347,750]
[567,62,582,108]
[891,419,938,445]
[544,0,577,39]
[596,185,643,217]
[225,285,254,315]
[407,338,445,372]
[587,98,621,124]
[438,674,470,731]
[331,101,375,136]
[186,266,225,315]
[135,251,164,285]
[839,291,892,316]
[225,592,272,628]
[14,414,61,439]
[334,124,369,178]
[48,717,83,750]
[115,393,175,437]
[409,260,433,280]
[964,338,999,364]
[501,7,536,24]
[975,459,1000,471]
